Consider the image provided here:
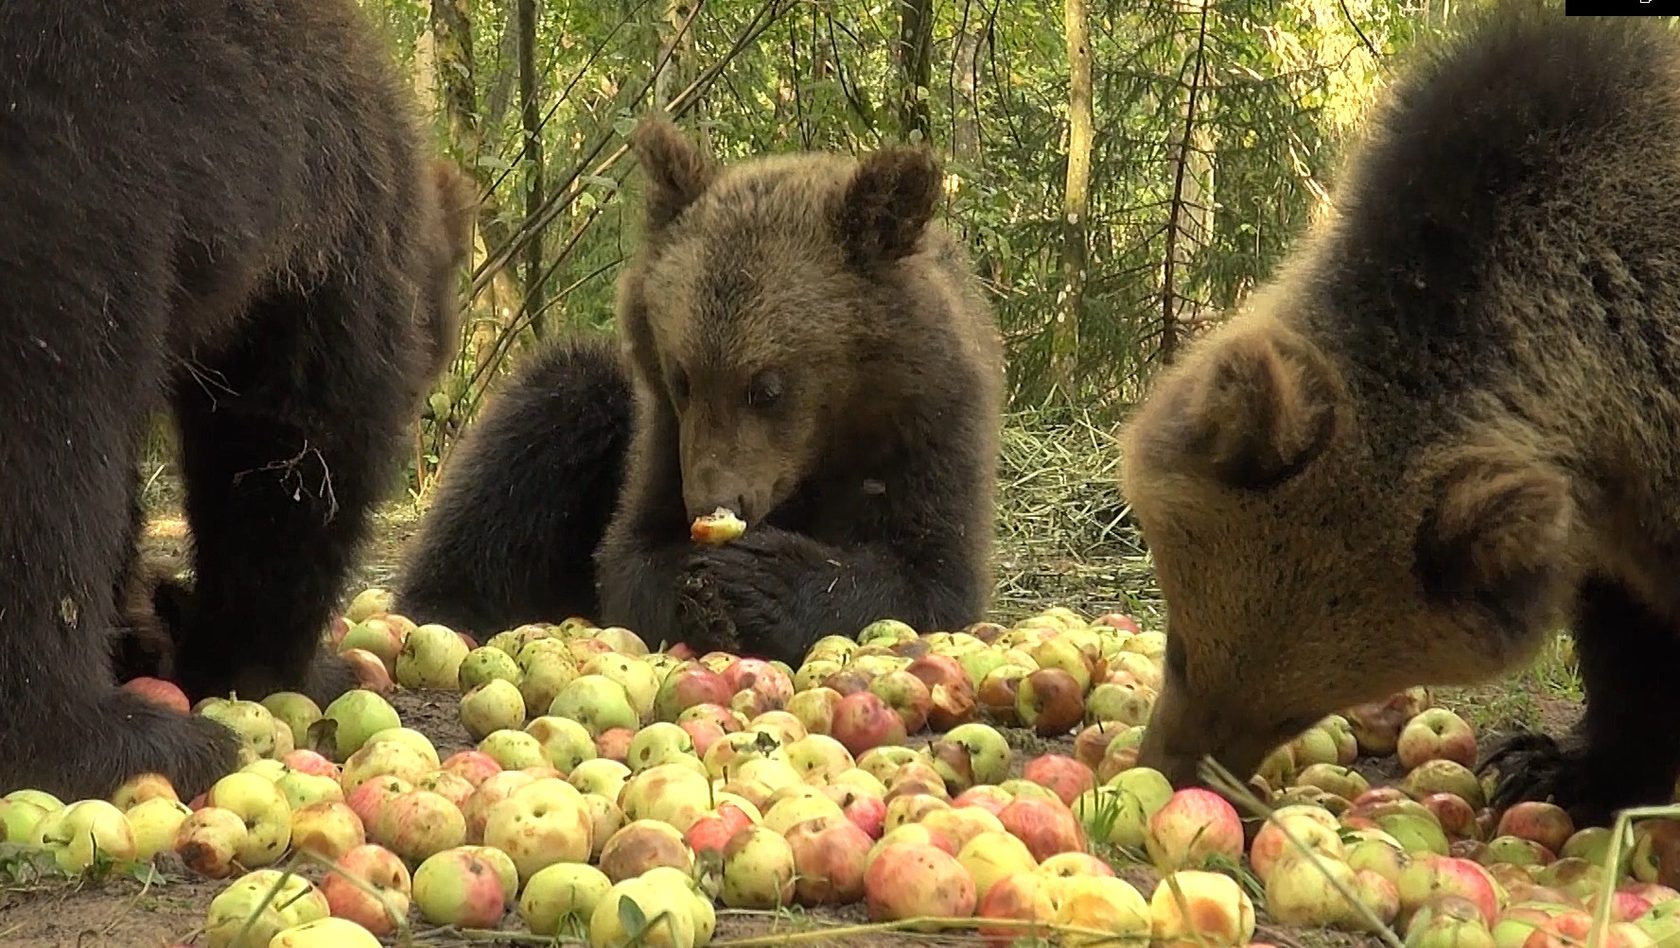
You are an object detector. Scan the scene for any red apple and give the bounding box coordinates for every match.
[321,843,411,935]
[653,662,734,722]
[976,664,1030,725]
[1015,667,1086,738]
[977,872,1059,947]
[281,750,341,781]
[121,677,190,714]
[685,804,754,856]
[786,815,874,906]
[1021,754,1096,807]
[676,702,742,734]
[1497,801,1575,857]
[1396,707,1478,770]
[1420,792,1480,842]
[954,785,1015,818]
[1146,788,1244,873]
[1396,854,1500,926]
[722,658,794,707]
[996,795,1087,862]
[1073,722,1126,771]
[833,788,887,840]
[906,654,970,692]
[291,801,366,862]
[1587,888,1654,924]
[864,842,978,926]
[831,692,909,757]
[438,750,503,788]
[1345,688,1429,756]
[340,648,396,694]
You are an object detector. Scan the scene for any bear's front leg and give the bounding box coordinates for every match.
[1479,578,1680,826]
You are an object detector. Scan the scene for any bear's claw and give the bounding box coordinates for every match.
[1478,729,1570,810]
[1478,728,1634,828]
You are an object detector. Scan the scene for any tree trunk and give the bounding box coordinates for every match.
[895,0,934,142]
[950,12,984,168]
[430,0,478,148]
[428,1,517,374]
[518,0,547,337]
[1160,0,1213,366]
[654,0,697,111]
[1052,0,1093,400]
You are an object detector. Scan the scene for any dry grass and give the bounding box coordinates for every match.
[988,406,1161,623]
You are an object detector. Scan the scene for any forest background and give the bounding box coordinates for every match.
[138,0,1464,620]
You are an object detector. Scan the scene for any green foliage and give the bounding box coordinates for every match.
[363,0,1443,495]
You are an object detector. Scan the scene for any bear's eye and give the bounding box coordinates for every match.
[747,370,783,409]
[667,366,690,407]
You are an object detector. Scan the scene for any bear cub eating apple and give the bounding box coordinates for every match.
[1121,2,1680,826]
[0,0,470,801]
[395,115,1005,665]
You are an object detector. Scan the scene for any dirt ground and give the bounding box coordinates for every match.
[0,494,1587,947]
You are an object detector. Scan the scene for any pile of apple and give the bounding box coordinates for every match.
[7,589,1680,948]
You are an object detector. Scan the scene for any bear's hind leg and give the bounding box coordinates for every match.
[167,282,415,708]
[1480,577,1680,826]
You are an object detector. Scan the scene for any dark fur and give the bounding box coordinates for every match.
[1121,3,1680,825]
[393,334,635,633]
[0,0,469,800]
[396,116,1005,663]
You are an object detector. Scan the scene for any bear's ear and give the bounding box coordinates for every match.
[1138,323,1342,491]
[427,158,477,268]
[836,145,942,267]
[629,113,717,232]
[1414,448,1574,627]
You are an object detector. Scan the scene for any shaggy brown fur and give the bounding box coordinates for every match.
[113,158,475,686]
[0,0,470,801]
[1121,2,1680,825]
[397,115,1005,662]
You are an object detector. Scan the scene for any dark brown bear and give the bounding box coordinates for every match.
[0,0,471,801]
[1120,2,1680,827]
[111,158,477,686]
[395,115,1004,664]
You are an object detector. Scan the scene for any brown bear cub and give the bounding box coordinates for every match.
[0,0,471,801]
[1121,2,1680,826]
[395,115,1005,665]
